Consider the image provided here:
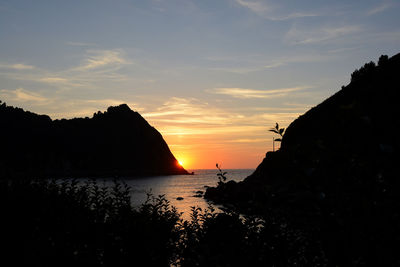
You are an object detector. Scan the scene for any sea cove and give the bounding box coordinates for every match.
[87,169,253,219]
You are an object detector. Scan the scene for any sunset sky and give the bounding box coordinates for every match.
[1,0,399,169]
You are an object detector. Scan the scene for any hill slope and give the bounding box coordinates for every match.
[0,103,188,178]
[205,53,400,265]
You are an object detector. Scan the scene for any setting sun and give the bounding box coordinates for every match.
[174,152,192,168]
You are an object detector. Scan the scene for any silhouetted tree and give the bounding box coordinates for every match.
[378,54,389,66]
[351,61,377,82]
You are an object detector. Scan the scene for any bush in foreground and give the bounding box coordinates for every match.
[1,179,180,266]
[1,179,327,266]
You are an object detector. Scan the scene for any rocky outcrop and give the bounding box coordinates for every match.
[0,103,188,178]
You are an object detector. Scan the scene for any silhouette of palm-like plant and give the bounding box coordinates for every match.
[216,163,227,186]
[269,123,285,151]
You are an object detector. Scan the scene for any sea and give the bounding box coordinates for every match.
[121,169,254,220]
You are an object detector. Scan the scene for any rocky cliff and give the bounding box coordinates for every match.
[0,103,188,178]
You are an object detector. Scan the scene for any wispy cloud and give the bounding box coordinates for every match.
[208,86,310,99]
[143,97,233,126]
[73,49,131,71]
[235,0,269,15]
[263,62,285,68]
[228,138,270,143]
[0,48,134,92]
[0,63,35,70]
[285,24,362,45]
[367,2,393,15]
[234,0,318,20]
[207,52,341,74]
[39,77,69,84]
[0,88,49,103]
[274,12,318,21]
[209,61,284,74]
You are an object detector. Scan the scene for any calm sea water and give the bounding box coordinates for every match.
[122,169,254,220]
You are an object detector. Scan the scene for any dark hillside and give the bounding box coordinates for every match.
[0,103,188,178]
[205,53,400,265]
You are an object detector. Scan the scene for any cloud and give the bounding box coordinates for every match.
[234,0,318,20]
[263,62,284,68]
[159,125,267,136]
[228,138,270,143]
[0,48,136,93]
[74,49,131,71]
[209,61,284,74]
[367,2,393,15]
[142,97,232,125]
[207,52,340,74]
[208,86,310,99]
[39,77,68,84]
[235,0,269,15]
[0,88,49,103]
[285,24,362,45]
[273,12,318,21]
[0,63,35,70]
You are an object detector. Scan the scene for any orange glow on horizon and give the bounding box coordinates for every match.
[170,140,267,170]
[143,101,304,170]
[163,127,279,170]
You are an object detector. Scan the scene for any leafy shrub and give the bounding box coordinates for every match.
[178,206,326,266]
[1,178,327,266]
[0,179,180,266]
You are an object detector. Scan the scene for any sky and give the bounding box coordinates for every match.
[1,0,399,169]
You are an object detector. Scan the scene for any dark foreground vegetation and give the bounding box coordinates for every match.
[1,179,180,266]
[1,179,326,266]
[205,53,400,266]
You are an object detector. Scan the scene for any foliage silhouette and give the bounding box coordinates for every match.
[269,122,285,142]
[269,122,285,151]
[216,163,228,186]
